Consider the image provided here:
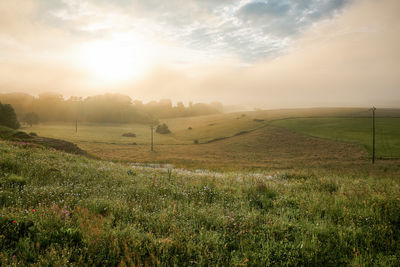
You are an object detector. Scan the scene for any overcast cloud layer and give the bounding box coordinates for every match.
[0,0,399,108]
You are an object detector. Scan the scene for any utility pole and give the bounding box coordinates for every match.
[75,119,78,133]
[372,106,376,164]
[150,124,154,152]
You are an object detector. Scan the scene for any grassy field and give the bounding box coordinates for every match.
[1,108,400,265]
[270,117,400,158]
[1,140,400,265]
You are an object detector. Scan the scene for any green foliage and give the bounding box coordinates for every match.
[0,102,20,129]
[23,112,40,127]
[156,123,171,134]
[122,132,136,137]
[0,174,28,190]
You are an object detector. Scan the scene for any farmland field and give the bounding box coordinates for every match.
[270,117,400,158]
[24,108,400,170]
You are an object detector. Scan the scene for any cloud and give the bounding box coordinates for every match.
[0,0,398,109]
[237,0,350,36]
[126,0,400,108]
[238,1,291,17]
[32,0,352,63]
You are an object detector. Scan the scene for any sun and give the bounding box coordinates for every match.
[78,36,152,84]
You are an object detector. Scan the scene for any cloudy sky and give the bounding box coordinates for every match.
[0,0,399,108]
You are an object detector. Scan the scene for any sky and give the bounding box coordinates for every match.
[0,0,399,108]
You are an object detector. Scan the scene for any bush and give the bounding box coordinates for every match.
[156,123,171,134]
[0,102,20,129]
[12,131,32,139]
[193,139,199,144]
[23,112,40,127]
[122,133,136,137]
[188,127,192,130]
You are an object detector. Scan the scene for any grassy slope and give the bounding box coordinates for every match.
[81,126,373,171]
[1,141,400,265]
[270,117,400,158]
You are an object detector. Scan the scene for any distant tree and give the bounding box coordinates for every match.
[156,123,171,134]
[23,112,40,127]
[0,102,20,129]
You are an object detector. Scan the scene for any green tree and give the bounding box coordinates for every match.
[156,123,171,134]
[0,102,20,129]
[23,112,40,127]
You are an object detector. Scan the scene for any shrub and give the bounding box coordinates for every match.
[188,127,192,130]
[193,139,199,144]
[12,131,31,139]
[0,102,20,129]
[122,133,136,137]
[156,123,171,134]
[23,112,40,127]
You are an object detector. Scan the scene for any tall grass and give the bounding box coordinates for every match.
[0,140,399,265]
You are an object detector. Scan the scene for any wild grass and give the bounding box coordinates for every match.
[0,140,399,265]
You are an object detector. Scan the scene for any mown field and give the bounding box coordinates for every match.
[270,117,400,158]
[24,107,400,170]
[1,140,399,265]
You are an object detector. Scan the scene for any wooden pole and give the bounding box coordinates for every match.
[150,124,154,152]
[75,119,78,133]
[372,107,376,164]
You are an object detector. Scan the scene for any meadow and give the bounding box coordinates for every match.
[0,140,399,265]
[1,107,400,265]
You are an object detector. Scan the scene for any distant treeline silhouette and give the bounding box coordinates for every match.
[0,93,223,124]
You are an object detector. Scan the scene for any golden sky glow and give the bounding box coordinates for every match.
[0,0,399,108]
[76,35,153,85]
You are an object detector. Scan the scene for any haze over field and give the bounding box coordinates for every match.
[0,0,399,108]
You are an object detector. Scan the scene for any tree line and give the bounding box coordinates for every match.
[0,93,223,125]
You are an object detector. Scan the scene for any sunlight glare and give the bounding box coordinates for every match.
[79,35,152,84]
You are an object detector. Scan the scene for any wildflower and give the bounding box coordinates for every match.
[32,209,36,212]
[12,220,17,224]
[12,255,16,260]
